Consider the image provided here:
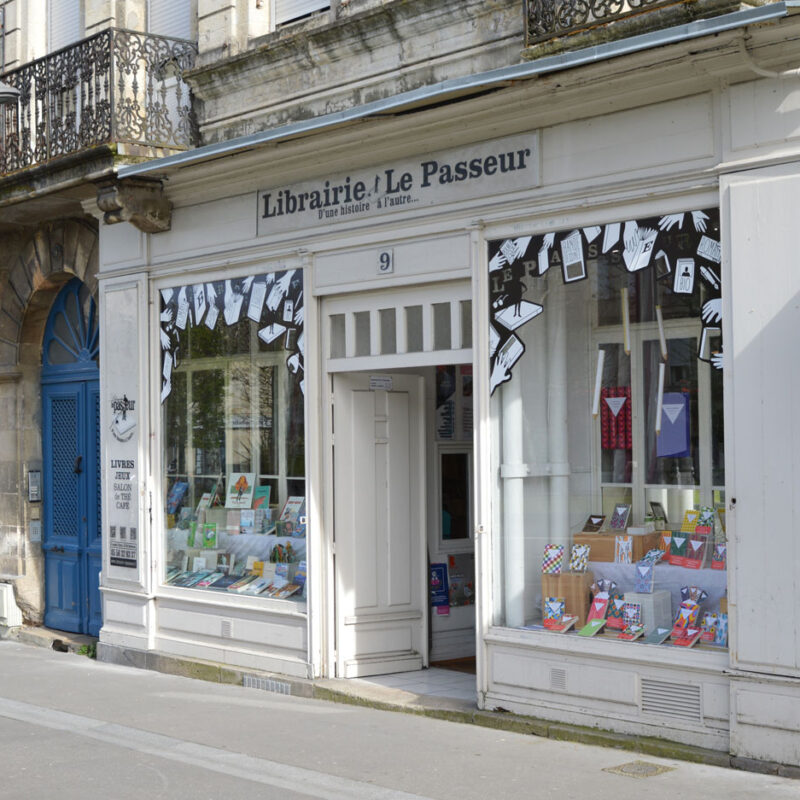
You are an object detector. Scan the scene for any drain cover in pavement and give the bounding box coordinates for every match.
[603,760,675,779]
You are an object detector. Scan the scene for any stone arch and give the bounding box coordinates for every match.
[6,219,99,370]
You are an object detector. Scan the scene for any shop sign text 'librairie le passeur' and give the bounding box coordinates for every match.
[257,134,538,235]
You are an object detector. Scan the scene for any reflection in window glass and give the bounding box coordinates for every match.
[160,270,307,604]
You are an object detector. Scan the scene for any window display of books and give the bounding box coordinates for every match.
[164,474,306,602]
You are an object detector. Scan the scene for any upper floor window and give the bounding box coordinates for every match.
[148,0,193,40]
[48,0,82,52]
[274,0,329,26]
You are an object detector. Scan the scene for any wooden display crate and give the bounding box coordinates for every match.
[572,531,660,562]
[542,570,594,627]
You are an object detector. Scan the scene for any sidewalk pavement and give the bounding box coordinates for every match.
[0,638,797,800]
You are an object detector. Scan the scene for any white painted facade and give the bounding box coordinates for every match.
[94,6,800,769]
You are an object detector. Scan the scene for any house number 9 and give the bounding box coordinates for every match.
[378,249,394,274]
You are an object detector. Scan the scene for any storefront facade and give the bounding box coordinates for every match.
[96,9,800,767]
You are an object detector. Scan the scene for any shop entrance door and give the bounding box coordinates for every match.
[41,279,101,636]
[332,372,427,678]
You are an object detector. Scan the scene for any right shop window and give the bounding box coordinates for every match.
[489,207,727,648]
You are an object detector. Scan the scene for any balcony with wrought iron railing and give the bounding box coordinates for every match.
[524,0,743,48]
[0,28,197,179]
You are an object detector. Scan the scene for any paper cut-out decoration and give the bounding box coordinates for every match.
[570,544,590,573]
[609,504,631,530]
[582,514,606,533]
[602,222,621,253]
[490,334,525,393]
[658,392,691,458]
[541,544,564,575]
[601,387,632,450]
[673,258,696,294]
[192,284,207,326]
[494,300,543,331]
[489,325,501,357]
[623,225,658,272]
[487,208,721,395]
[560,230,587,283]
[247,279,267,322]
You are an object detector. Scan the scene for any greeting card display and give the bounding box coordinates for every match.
[642,627,672,645]
[582,514,606,533]
[672,627,702,647]
[547,615,579,633]
[542,544,565,575]
[609,504,631,530]
[669,534,688,566]
[543,597,566,628]
[671,601,700,638]
[618,624,645,641]
[680,509,700,533]
[605,593,627,630]
[614,535,633,564]
[685,535,707,569]
[700,612,719,643]
[715,613,729,647]
[634,561,655,593]
[577,618,607,637]
[696,506,715,533]
[570,544,590,573]
[658,532,672,553]
[711,543,727,570]
[587,594,610,622]
[622,602,642,628]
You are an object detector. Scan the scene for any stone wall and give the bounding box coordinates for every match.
[188,0,524,143]
[0,219,98,623]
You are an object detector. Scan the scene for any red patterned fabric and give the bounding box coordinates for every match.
[600,386,632,450]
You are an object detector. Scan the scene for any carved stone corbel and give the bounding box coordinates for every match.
[96,177,172,233]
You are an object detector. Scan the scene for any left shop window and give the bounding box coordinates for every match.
[160,270,307,602]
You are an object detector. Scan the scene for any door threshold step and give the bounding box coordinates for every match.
[7,625,97,653]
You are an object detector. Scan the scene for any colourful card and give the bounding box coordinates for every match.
[547,615,578,633]
[605,594,626,630]
[618,624,645,641]
[700,612,718,642]
[577,618,607,637]
[634,560,655,593]
[715,613,728,647]
[680,509,700,533]
[658,532,672,553]
[543,597,566,626]
[587,595,610,622]
[542,544,564,575]
[614,535,633,564]
[686,535,707,568]
[711,543,727,570]
[609,504,631,530]
[622,602,642,627]
[570,544,590,572]
[669,534,688,566]
[582,514,606,533]
[642,627,672,645]
[672,627,702,647]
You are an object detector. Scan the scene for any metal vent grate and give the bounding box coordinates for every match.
[640,678,702,723]
[550,667,567,691]
[243,674,292,695]
[220,618,234,638]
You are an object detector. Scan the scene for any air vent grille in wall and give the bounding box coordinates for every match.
[640,678,702,723]
[221,618,234,639]
[550,667,567,691]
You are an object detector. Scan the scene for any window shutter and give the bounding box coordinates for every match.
[48,0,82,52]
[274,0,329,26]
[148,0,193,40]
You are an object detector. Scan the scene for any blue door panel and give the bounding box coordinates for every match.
[44,554,81,633]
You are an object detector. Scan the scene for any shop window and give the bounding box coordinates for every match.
[489,208,728,649]
[160,270,307,602]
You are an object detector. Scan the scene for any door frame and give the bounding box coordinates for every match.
[329,370,428,678]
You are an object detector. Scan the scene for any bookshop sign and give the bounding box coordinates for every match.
[257,134,538,235]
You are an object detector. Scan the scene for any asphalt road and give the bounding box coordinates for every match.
[0,640,795,799]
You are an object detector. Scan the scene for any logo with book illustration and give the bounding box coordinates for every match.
[110,394,136,442]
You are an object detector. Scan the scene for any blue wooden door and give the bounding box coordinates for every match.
[41,279,101,636]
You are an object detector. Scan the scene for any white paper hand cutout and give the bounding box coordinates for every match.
[691,210,709,232]
[701,298,722,324]
[658,213,684,231]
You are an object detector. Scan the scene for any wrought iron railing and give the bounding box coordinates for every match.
[0,28,197,176]
[525,0,681,45]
